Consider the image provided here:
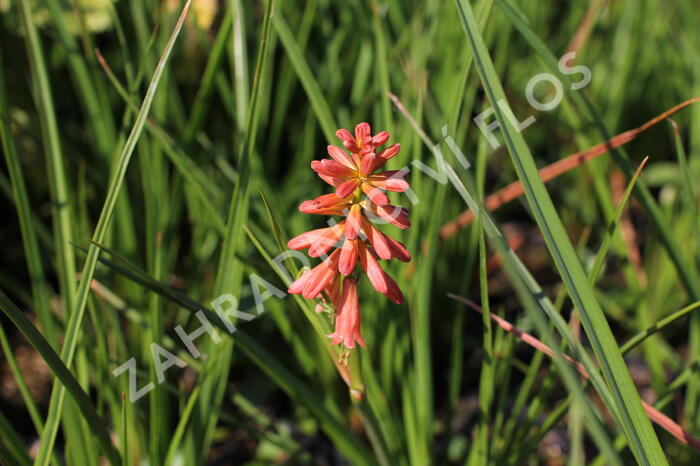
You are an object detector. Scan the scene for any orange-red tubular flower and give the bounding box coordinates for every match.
[288,222,345,257]
[327,278,366,349]
[298,193,350,215]
[288,122,410,349]
[288,249,341,299]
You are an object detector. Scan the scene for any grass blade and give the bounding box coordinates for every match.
[0,291,121,464]
[273,11,338,142]
[494,0,700,302]
[474,223,494,465]
[33,3,193,464]
[454,1,667,463]
[440,98,700,237]
[81,246,377,466]
[621,301,700,355]
[393,93,621,465]
[189,0,276,458]
[0,49,56,346]
[0,410,32,466]
[588,157,649,284]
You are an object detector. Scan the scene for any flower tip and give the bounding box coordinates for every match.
[298,201,312,212]
[336,129,360,152]
[355,122,371,134]
[288,272,308,294]
[391,293,404,305]
[355,122,372,143]
[381,143,401,159]
[372,131,390,146]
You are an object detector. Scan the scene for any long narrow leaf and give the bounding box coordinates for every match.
[453,2,667,463]
[0,291,121,464]
[34,3,192,464]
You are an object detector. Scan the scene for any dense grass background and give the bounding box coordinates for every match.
[2,0,700,464]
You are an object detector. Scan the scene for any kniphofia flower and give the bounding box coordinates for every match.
[288,123,411,349]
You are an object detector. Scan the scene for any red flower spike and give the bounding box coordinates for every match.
[336,128,360,153]
[358,242,388,294]
[370,170,409,192]
[299,193,349,216]
[345,204,362,240]
[367,203,411,229]
[369,143,401,172]
[361,216,392,260]
[361,183,389,206]
[288,222,344,258]
[385,235,411,262]
[327,145,355,169]
[311,159,354,179]
[289,123,411,350]
[360,153,377,176]
[355,122,371,146]
[383,272,404,305]
[288,249,341,299]
[361,216,410,262]
[336,178,361,198]
[325,274,342,309]
[288,270,311,295]
[339,239,359,276]
[358,243,404,304]
[372,131,390,146]
[327,278,366,349]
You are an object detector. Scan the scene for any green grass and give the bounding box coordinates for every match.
[1,0,700,464]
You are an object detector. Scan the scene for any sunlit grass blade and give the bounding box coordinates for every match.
[449,283,621,466]
[80,246,378,466]
[0,323,46,440]
[257,187,289,254]
[17,1,94,463]
[0,291,121,464]
[453,296,700,454]
[621,301,700,355]
[492,155,664,462]
[371,0,393,133]
[94,49,226,233]
[670,119,700,271]
[229,0,249,131]
[183,12,233,143]
[33,2,192,464]
[273,11,338,142]
[120,393,127,466]
[190,0,276,458]
[440,99,700,238]
[588,157,649,284]
[473,223,494,465]
[454,1,667,463]
[16,0,77,333]
[41,0,116,159]
[0,49,56,347]
[163,386,201,466]
[393,90,621,464]
[0,410,32,466]
[493,0,700,302]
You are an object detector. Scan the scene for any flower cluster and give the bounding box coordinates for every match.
[288,123,411,349]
